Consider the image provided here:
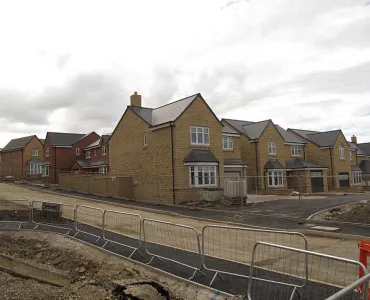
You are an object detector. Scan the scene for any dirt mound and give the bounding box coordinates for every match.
[324,202,370,223]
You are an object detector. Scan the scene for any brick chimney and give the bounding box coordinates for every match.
[130,91,142,107]
[351,135,357,144]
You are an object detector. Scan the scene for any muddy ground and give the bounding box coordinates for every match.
[319,202,370,224]
[0,230,230,300]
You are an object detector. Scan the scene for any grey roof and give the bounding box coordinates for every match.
[183,149,218,163]
[222,126,239,135]
[75,160,90,168]
[1,135,35,152]
[275,125,305,144]
[26,158,43,164]
[85,139,101,149]
[358,143,370,156]
[130,106,153,125]
[351,165,363,172]
[39,139,45,145]
[90,160,109,167]
[242,120,270,140]
[264,159,285,170]
[286,158,326,169]
[348,142,358,151]
[289,129,340,147]
[359,160,370,174]
[48,132,86,146]
[224,158,247,166]
[102,135,110,142]
[222,119,254,134]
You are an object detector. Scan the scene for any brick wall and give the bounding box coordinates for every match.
[0,150,23,179]
[23,136,44,176]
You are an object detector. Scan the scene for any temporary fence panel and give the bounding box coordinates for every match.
[0,199,31,228]
[247,242,368,300]
[202,225,308,285]
[74,205,104,241]
[326,272,370,300]
[143,218,203,279]
[102,210,142,257]
[31,200,76,234]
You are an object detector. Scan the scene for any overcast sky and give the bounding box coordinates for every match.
[1,0,370,147]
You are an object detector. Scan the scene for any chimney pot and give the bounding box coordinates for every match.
[351,135,357,144]
[130,91,142,107]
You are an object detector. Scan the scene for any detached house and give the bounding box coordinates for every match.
[222,119,328,194]
[288,128,360,191]
[71,134,110,174]
[42,131,100,183]
[0,135,44,180]
[109,92,224,204]
[350,137,370,189]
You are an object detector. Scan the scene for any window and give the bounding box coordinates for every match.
[190,126,210,145]
[339,144,345,160]
[99,166,108,174]
[291,145,301,157]
[223,136,233,150]
[32,149,39,156]
[29,163,42,175]
[42,165,49,177]
[189,165,217,187]
[268,141,276,155]
[85,150,91,159]
[144,133,147,147]
[102,146,107,155]
[350,151,353,161]
[45,148,49,157]
[267,171,283,187]
[76,148,80,156]
[353,172,362,185]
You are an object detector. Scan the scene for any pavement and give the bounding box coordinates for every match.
[18,183,370,237]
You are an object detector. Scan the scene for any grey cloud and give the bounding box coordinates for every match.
[57,53,71,69]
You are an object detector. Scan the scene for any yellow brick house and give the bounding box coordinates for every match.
[222,119,328,194]
[109,92,225,204]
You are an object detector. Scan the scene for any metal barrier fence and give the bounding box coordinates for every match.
[102,210,142,258]
[74,205,104,242]
[31,200,76,234]
[248,242,368,300]
[142,218,203,279]
[202,225,308,286]
[326,272,370,300]
[0,199,31,228]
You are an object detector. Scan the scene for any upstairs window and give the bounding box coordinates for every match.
[45,148,49,157]
[268,141,276,155]
[191,126,210,145]
[144,133,147,147]
[350,151,353,161]
[76,148,80,156]
[339,144,345,160]
[32,149,39,156]
[223,136,233,150]
[291,145,301,157]
[85,150,91,159]
[102,146,107,155]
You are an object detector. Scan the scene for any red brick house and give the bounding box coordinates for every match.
[71,134,110,174]
[42,132,100,183]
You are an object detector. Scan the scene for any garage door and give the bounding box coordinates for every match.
[311,171,324,193]
[224,172,241,179]
[339,173,349,187]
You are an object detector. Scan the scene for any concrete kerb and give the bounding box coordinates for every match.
[0,227,233,299]
[20,185,370,241]
[300,229,370,242]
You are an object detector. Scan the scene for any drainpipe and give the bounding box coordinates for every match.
[329,147,334,188]
[21,149,24,178]
[54,146,57,184]
[303,145,306,160]
[170,123,176,204]
[254,141,259,190]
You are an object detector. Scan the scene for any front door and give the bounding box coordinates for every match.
[339,173,349,187]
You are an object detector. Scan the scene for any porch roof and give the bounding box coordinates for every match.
[286,158,326,170]
[264,159,284,170]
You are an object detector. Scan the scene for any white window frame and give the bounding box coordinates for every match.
[353,172,362,185]
[76,148,80,156]
[190,126,210,146]
[339,144,345,160]
[268,141,276,155]
[45,148,49,157]
[223,136,233,150]
[29,163,42,175]
[32,149,39,157]
[267,170,284,187]
[144,133,147,147]
[85,150,91,159]
[350,151,353,161]
[102,145,107,155]
[42,165,50,177]
[99,166,108,174]
[291,145,301,157]
[189,165,217,187]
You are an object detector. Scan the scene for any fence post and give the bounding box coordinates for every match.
[105,173,108,196]
[240,177,244,211]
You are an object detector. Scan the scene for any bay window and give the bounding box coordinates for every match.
[29,163,42,175]
[268,170,283,187]
[353,172,362,185]
[189,165,217,187]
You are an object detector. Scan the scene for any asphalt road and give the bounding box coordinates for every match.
[0,220,360,300]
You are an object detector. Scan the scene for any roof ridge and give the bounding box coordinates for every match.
[222,118,253,123]
[153,93,200,110]
[128,105,153,110]
[47,131,85,135]
[307,129,341,136]
[288,128,318,133]
[242,119,271,127]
